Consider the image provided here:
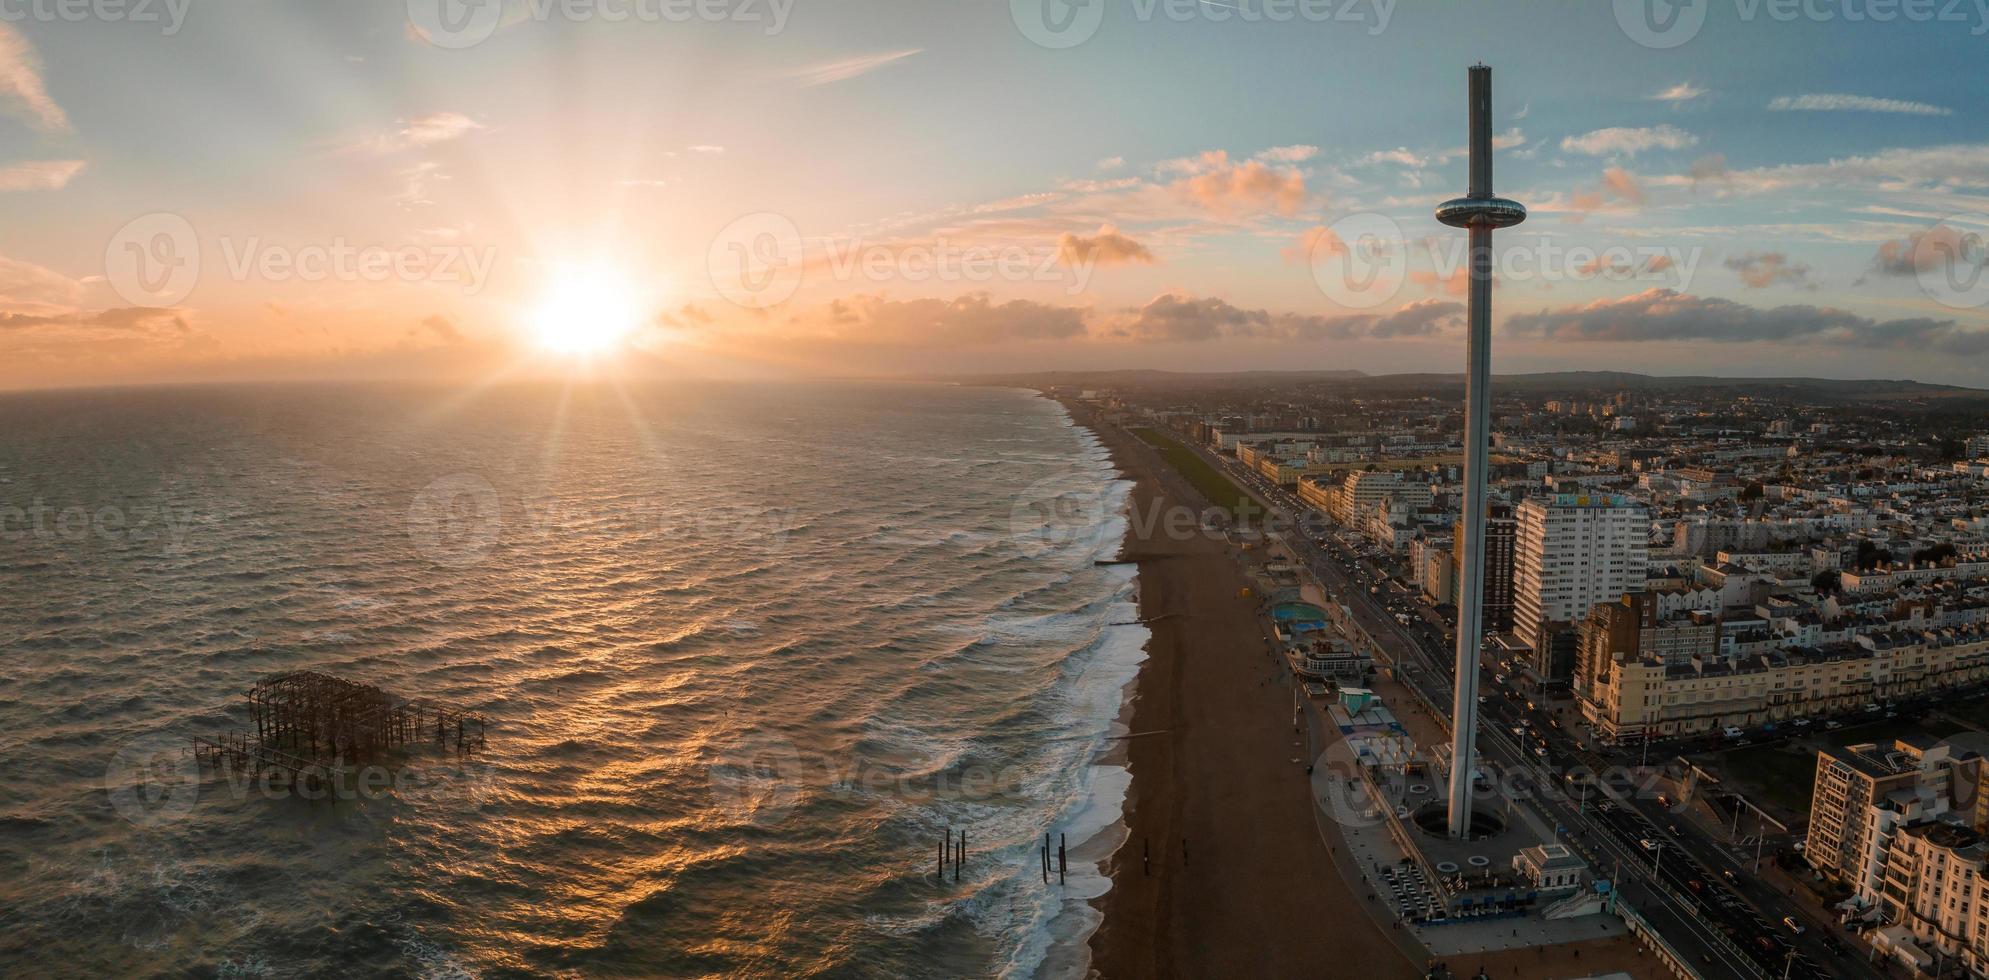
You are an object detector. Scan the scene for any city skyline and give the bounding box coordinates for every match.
[3,3,1989,389]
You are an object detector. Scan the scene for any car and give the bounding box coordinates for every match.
[1721,726,1744,738]
[1639,838,1659,851]
[1755,936,1780,955]
[1792,718,1812,727]
[1722,869,1738,882]
[1825,720,1844,730]
[1783,916,1807,936]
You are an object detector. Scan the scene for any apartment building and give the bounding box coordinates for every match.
[1514,493,1649,657]
[1580,624,1989,740]
[1453,503,1515,630]
[1808,734,1989,976]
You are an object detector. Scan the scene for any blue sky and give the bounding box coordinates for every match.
[1,0,1987,388]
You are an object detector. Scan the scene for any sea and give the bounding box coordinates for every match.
[0,380,1147,979]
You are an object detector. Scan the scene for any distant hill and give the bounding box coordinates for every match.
[1345,371,1987,401]
[951,368,1986,402]
[955,368,1369,387]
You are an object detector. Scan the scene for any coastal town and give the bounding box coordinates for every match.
[1052,371,1989,980]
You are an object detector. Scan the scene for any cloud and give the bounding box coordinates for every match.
[1653,143,1989,196]
[1363,148,1427,168]
[688,144,725,155]
[1561,125,1697,157]
[1600,167,1644,204]
[1057,225,1156,266]
[1096,156,1125,171]
[657,303,715,329]
[415,314,464,344]
[1566,167,1646,220]
[1118,293,1461,343]
[1651,82,1708,103]
[1504,287,1989,354]
[1724,251,1814,289]
[348,112,485,154]
[0,306,191,334]
[1768,94,1950,116]
[1255,144,1320,163]
[814,292,1085,345]
[788,49,921,87]
[0,24,68,132]
[0,254,84,311]
[401,111,485,145]
[1868,224,1987,278]
[1686,153,1730,185]
[1280,225,1345,264]
[1168,151,1307,217]
[0,159,84,191]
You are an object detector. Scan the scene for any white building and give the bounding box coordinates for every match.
[1514,492,1650,641]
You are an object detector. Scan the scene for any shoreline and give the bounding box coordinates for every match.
[1053,397,1418,980]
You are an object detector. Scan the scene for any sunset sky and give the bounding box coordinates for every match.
[3,1,1988,389]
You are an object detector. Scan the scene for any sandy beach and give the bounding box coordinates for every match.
[1067,400,1419,980]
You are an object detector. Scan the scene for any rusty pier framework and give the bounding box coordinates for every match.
[192,671,486,780]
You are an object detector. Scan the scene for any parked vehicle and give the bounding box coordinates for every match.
[1783,916,1807,936]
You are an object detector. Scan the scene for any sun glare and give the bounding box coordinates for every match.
[531,270,643,355]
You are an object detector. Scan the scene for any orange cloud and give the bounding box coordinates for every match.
[1057,225,1156,267]
[1170,151,1307,217]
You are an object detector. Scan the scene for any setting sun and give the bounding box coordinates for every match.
[530,271,643,354]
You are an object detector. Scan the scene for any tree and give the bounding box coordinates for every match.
[1811,570,1841,594]
[1739,481,1765,501]
[1914,542,1958,565]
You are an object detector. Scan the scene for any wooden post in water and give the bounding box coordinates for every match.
[1041,833,1050,883]
[939,831,946,877]
[1143,838,1150,877]
[1058,834,1066,885]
